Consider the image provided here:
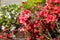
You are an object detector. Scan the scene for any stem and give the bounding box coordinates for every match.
[46,29,52,40]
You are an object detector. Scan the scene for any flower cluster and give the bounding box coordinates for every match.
[17,0,60,40]
[18,9,31,26]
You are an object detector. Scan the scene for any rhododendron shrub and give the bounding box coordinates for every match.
[17,0,60,40]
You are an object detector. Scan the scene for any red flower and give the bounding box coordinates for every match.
[6,33,10,38]
[54,0,60,3]
[46,0,52,5]
[0,35,3,38]
[58,13,60,17]
[44,15,56,23]
[46,0,60,6]
[17,9,31,26]
[42,10,48,17]
[52,38,57,40]
[37,36,43,40]
[37,11,42,18]
[37,9,48,17]
[27,37,31,40]
[25,24,31,31]
[34,29,38,33]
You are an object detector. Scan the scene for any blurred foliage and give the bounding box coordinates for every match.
[0,4,21,28]
[23,0,46,9]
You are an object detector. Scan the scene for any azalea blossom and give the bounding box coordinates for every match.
[17,9,31,26]
[44,15,56,23]
[17,0,60,40]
